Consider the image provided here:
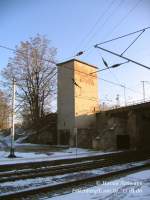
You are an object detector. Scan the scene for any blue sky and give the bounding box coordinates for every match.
[0,0,150,106]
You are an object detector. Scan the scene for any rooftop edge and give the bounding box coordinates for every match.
[57,58,98,69]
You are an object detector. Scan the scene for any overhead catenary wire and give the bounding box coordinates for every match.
[121,29,145,55]
[100,0,143,41]
[0,78,142,112]
[0,47,144,99]
[82,0,124,50]
[57,61,143,95]
[100,54,121,84]
[0,44,57,65]
[94,26,150,71]
[96,26,150,46]
[0,43,146,96]
[90,60,129,74]
[1,25,150,70]
[93,26,150,86]
[62,0,143,67]
[72,26,150,88]
[0,72,141,96]
[94,45,150,70]
[72,25,150,65]
[0,79,142,112]
[78,0,142,54]
[73,0,115,53]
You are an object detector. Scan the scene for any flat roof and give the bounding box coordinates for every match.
[57,58,98,69]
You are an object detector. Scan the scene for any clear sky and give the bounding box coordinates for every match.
[0,0,150,107]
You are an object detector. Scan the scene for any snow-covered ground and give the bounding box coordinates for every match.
[0,133,112,165]
[45,169,150,200]
[0,132,117,165]
[0,145,112,165]
[0,134,150,199]
[0,160,149,196]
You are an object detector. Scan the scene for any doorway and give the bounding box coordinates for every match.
[117,135,130,149]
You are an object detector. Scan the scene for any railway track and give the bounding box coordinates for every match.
[0,150,150,182]
[0,150,150,199]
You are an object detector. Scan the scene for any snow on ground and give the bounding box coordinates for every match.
[0,134,10,148]
[0,132,121,165]
[0,147,113,165]
[0,135,116,165]
[45,169,150,200]
[0,160,149,195]
[1,134,150,199]
[0,131,104,164]
[0,146,122,165]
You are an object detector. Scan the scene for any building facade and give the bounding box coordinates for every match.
[57,59,99,146]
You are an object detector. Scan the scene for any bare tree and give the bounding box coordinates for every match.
[2,35,57,130]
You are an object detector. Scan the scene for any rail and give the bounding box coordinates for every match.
[0,150,150,199]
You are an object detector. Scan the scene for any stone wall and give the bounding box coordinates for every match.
[93,112,128,150]
[76,128,96,148]
[25,113,57,145]
[94,107,150,151]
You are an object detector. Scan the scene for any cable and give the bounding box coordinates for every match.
[103,55,121,83]
[1,25,150,70]
[59,61,143,95]
[73,0,115,53]
[95,45,150,70]
[0,44,144,95]
[90,61,129,74]
[102,0,143,41]
[96,26,150,46]
[121,29,145,55]
[73,25,150,62]
[73,0,145,61]
[74,0,143,65]
[0,44,56,65]
[92,27,149,87]
[83,0,124,50]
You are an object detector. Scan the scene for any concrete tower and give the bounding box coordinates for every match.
[57,59,99,146]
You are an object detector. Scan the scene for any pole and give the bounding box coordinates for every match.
[8,78,16,158]
[95,45,150,70]
[102,102,105,110]
[141,81,145,101]
[74,128,78,158]
[123,86,127,106]
[116,94,120,108]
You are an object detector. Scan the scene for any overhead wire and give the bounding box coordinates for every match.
[0,74,143,109]
[73,0,115,53]
[0,48,143,100]
[98,52,122,84]
[94,26,150,71]
[58,60,143,96]
[0,25,149,69]
[101,0,143,41]
[96,26,150,46]
[70,0,144,86]
[95,44,150,70]
[0,43,145,97]
[90,60,129,74]
[0,3,148,114]
[82,0,124,50]
[93,28,148,84]
[121,29,145,55]
[78,0,144,58]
